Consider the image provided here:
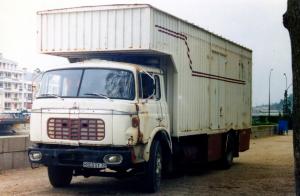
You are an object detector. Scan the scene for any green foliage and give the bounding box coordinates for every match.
[252,116,278,126]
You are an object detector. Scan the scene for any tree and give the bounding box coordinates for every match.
[283,0,300,194]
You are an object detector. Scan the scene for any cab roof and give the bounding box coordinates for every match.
[44,59,162,74]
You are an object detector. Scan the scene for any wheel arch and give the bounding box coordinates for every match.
[143,127,172,161]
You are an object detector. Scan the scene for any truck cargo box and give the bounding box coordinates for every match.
[37,4,252,137]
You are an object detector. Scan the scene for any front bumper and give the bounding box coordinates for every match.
[28,145,133,169]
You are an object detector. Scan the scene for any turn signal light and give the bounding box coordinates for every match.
[132,117,139,128]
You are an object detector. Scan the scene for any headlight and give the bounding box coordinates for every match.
[103,154,123,164]
[29,151,42,161]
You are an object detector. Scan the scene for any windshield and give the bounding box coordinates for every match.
[38,68,135,100]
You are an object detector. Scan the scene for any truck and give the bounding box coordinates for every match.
[28,4,252,193]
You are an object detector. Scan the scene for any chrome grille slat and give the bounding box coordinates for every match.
[47,118,105,141]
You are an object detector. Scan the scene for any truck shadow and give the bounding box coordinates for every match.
[50,163,230,195]
[67,176,149,195]
[49,160,292,195]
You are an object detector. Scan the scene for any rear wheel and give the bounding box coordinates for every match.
[48,166,73,188]
[220,133,234,169]
[144,140,162,193]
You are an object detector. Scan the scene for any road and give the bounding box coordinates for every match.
[0,134,295,195]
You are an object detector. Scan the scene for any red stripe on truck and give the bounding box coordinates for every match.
[192,70,246,84]
[155,25,246,85]
[192,73,246,85]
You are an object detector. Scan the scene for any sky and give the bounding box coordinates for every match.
[0,0,292,106]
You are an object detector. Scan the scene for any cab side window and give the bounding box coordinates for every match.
[139,73,154,99]
[139,73,161,100]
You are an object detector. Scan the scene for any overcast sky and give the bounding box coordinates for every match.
[0,0,292,106]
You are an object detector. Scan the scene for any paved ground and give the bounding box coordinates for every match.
[0,134,295,195]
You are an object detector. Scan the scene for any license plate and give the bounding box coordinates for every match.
[83,162,107,169]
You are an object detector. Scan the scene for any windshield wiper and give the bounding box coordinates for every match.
[84,93,112,101]
[38,94,62,99]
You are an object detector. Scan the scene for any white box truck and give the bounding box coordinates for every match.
[28,4,252,192]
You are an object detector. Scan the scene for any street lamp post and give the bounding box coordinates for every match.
[268,68,274,120]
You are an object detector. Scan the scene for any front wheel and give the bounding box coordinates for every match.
[48,166,73,188]
[144,140,162,193]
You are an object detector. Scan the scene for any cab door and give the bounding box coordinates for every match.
[137,73,162,142]
[154,75,169,130]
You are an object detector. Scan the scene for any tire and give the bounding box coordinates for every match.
[220,133,234,169]
[48,166,73,188]
[144,140,162,193]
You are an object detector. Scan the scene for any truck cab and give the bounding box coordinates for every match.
[29,59,171,192]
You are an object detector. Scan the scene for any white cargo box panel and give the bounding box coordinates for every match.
[37,4,152,55]
[38,4,252,137]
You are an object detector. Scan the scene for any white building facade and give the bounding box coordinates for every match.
[0,53,33,113]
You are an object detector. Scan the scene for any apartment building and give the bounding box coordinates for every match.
[0,53,33,113]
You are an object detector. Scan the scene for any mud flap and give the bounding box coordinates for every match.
[239,129,251,152]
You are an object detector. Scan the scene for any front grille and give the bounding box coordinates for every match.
[47,118,105,141]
